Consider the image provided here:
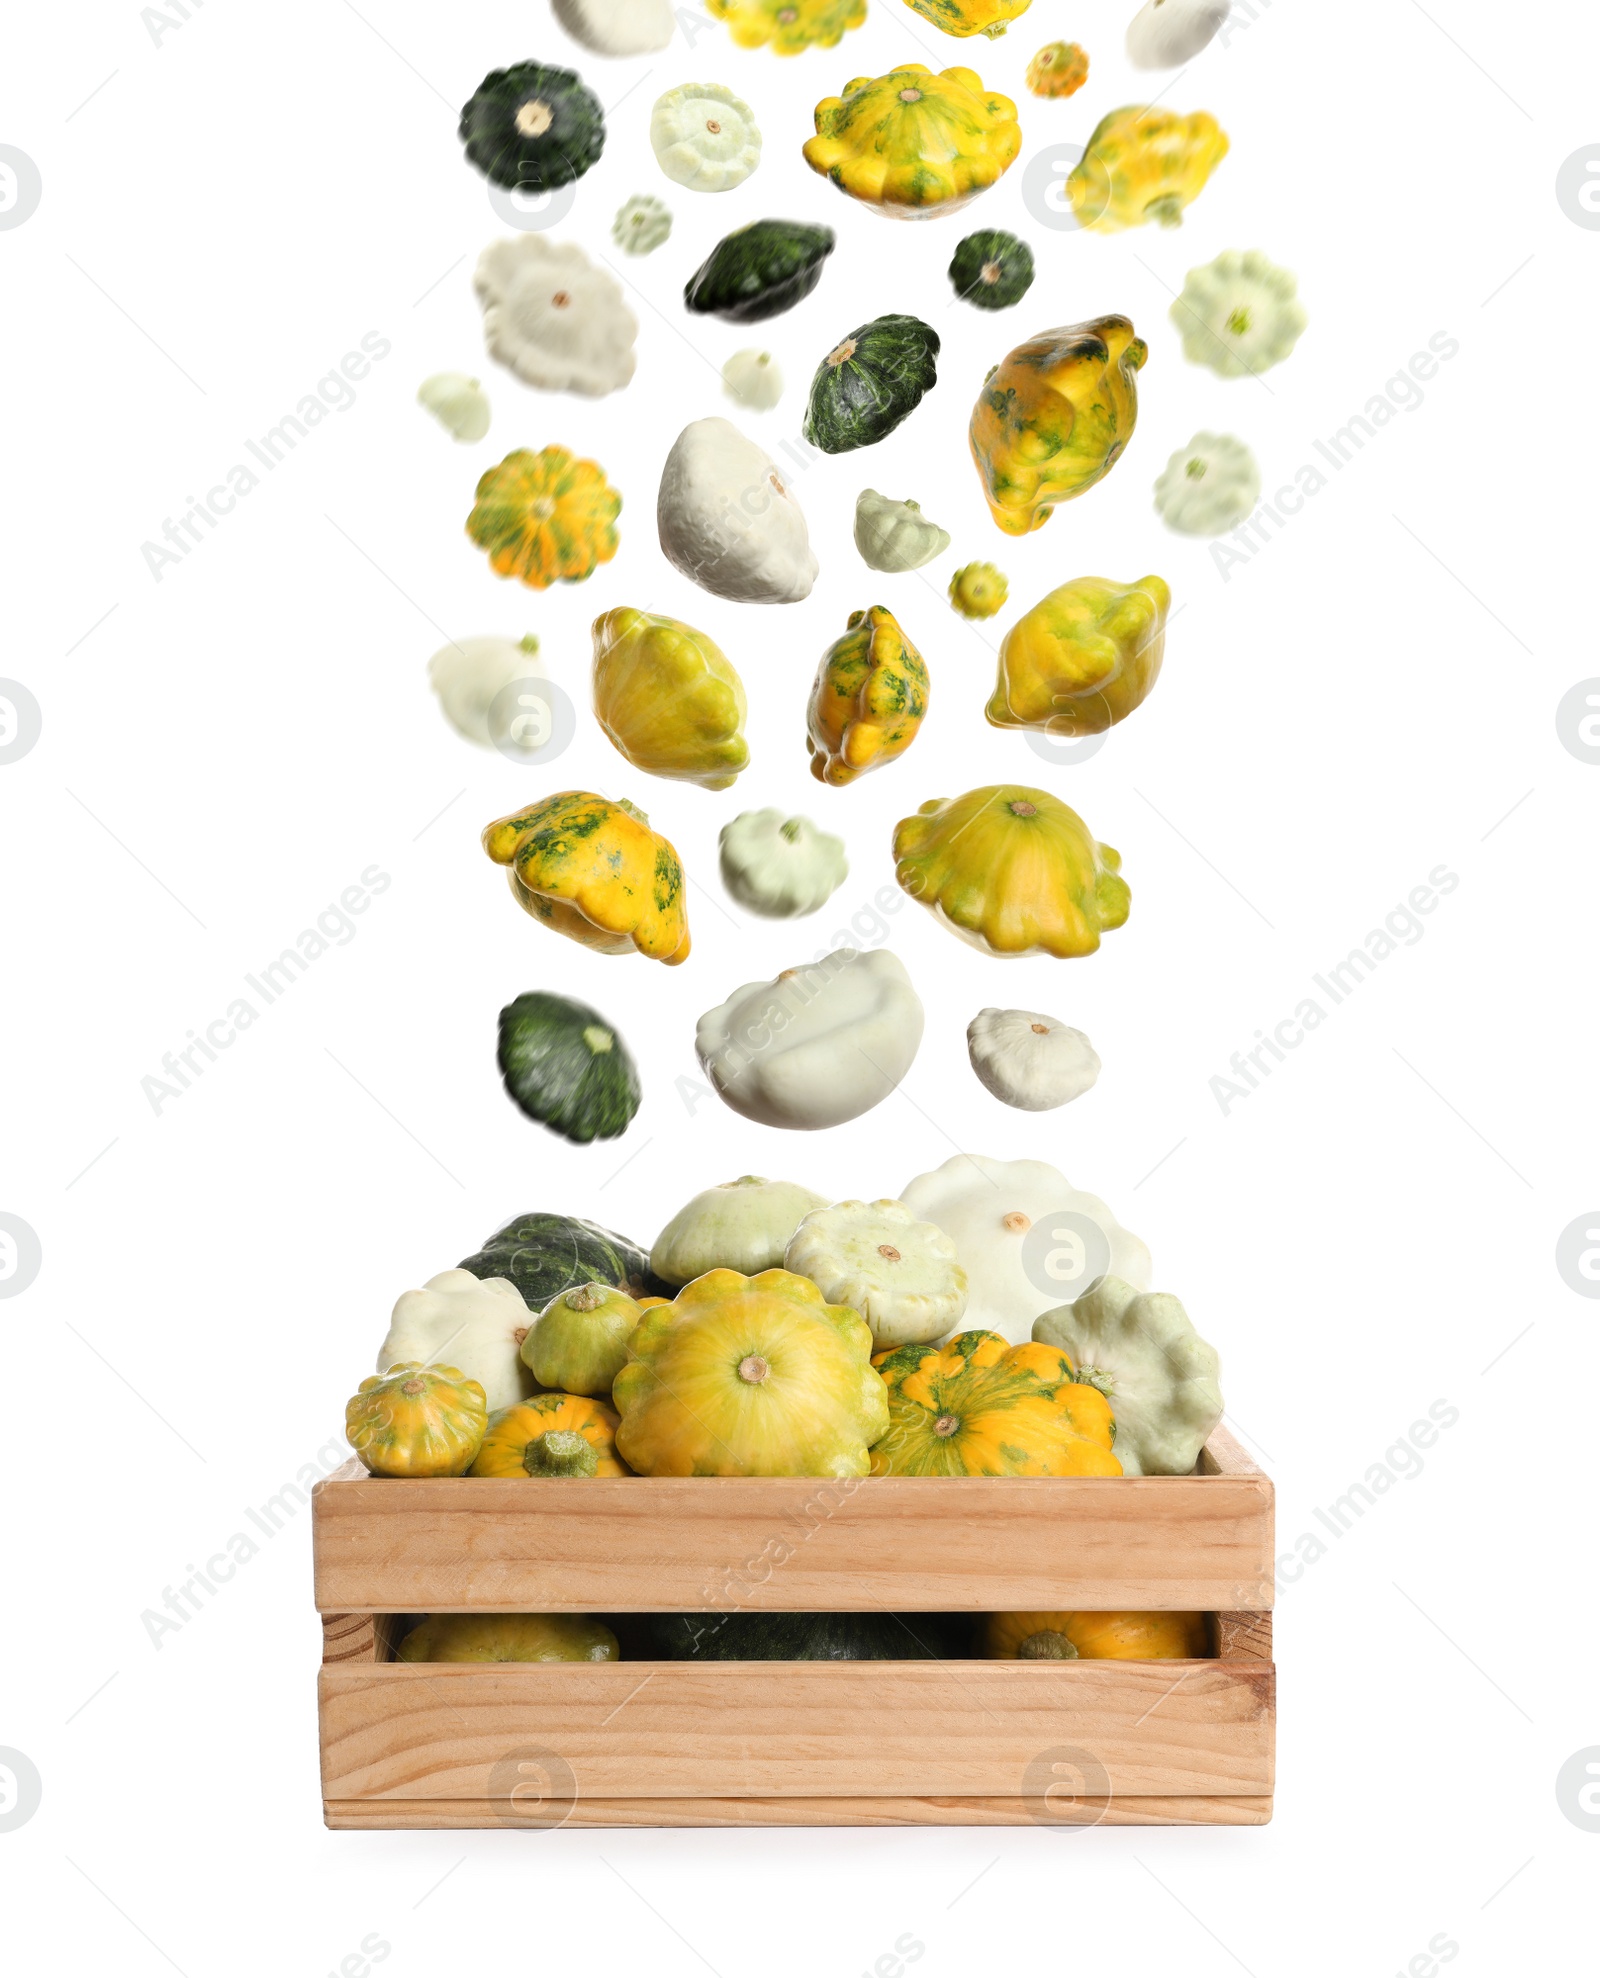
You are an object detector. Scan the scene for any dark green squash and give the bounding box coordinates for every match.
[802,315,940,455]
[684,219,836,324]
[497,991,640,1144]
[458,62,605,190]
[948,230,1035,311]
[636,1611,967,1661]
[460,1212,667,1307]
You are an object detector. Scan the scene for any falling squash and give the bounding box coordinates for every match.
[466,446,621,589]
[803,65,1021,220]
[806,607,929,786]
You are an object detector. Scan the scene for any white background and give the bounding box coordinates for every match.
[4,0,1598,1969]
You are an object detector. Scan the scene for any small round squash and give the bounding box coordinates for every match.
[948,230,1034,311]
[948,562,1008,620]
[346,1363,488,1478]
[1025,41,1088,97]
[497,990,641,1143]
[984,1611,1208,1659]
[967,1008,1100,1110]
[458,62,605,190]
[522,1281,644,1397]
[467,447,621,590]
[470,1393,629,1477]
[398,1613,620,1662]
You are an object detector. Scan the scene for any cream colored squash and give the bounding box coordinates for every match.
[376,1268,537,1414]
[899,1155,1150,1343]
[651,1175,829,1285]
[966,1008,1100,1110]
[474,236,638,397]
[657,418,818,603]
[552,0,675,55]
[785,1198,967,1350]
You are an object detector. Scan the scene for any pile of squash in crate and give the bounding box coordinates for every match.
[344,1174,1223,1668]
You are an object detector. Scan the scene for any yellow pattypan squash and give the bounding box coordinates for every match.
[988,575,1171,737]
[806,606,929,786]
[872,1330,1122,1476]
[1025,41,1088,97]
[398,1613,620,1661]
[711,0,866,53]
[1067,106,1229,232]
[466,446,621,590]
[901,0,1033,37]
[591,607,750,792]
[970,316,1146,536]
[893,784,1130,959]
[469,1392,630,1477]
[803,65,1021,220]
[983,1611,1208,1659]
[345,1363,487,1478]
[483,791,691,964]
[613,1268,889,1477]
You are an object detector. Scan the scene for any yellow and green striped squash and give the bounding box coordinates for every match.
[871,1330,1122,1476]
[806,606,929,786]
[710,0,866,53]
[1067,105,1229,233]
[988,574,1171,737]
[469,1392,630,1477]
[466,445,620,590]
[901,0,1032,38]
[892,784,1130,960]
[482,790,691,964]
[345,1363,487,1478]
[969,316,1146,537]
[803,65,1021,220]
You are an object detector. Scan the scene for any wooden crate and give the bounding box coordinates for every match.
[314,1428,1274,1830]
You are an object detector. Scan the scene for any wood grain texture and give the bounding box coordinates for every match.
[324,1792,1273,1829]
[1217,1611,1274,1661]
[319,1658,1274,1804]
[321,1613,400,1664]
[312,1441,1274,1616]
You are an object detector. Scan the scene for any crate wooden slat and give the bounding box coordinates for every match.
[324,1793,1273,1830]
[312,1426,1274,1616]
[320,1657,1274,1803]
[313,1427,1276,1829]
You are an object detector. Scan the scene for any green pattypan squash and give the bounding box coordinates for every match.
[1172,249,1307,379]
[853,490,951,573]
[1031,1275,1222,1475]
[1154,431,1260,535]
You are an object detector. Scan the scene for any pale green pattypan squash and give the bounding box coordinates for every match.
[652,1175,829,1285]
[853,490,951,573]
[1172,249,1307,379]
[418,372,491,441]
[427,633,542,747]
[720,808,848,918]
[967,1008,1100,1110]
[1153,431,1260,536]
[900,1154,1150,1344]
[651,83,762,191]
[723,348,784,410]
[612,194,673,255]
[1032,1275,1222,1475]
[1126,0,1231,68]
[554,0,675,55]
[785,1198,967,1351]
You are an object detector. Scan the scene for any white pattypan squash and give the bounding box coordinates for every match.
[853,490,951,573]
[417,371,491,441]
[651,83,762,191]
[612,194,673,255]
[651,1175,829,1285]
[474,235,638,397]
[1032,1275,1222,1475]
[723,348,784,411]
[1172,249,1307,380]
[377,1267,537,1415]
[552,0,676,56]
[899,1154,1151,1344]
[1126,0,1231,67]
[720,809,848,918]
[427,633,543,746]
[658,417,818,603]
[967,1008,1100,1111]
[1153,431,1260,536]
[785,1198,967,1351]
[697,948,924,1130]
